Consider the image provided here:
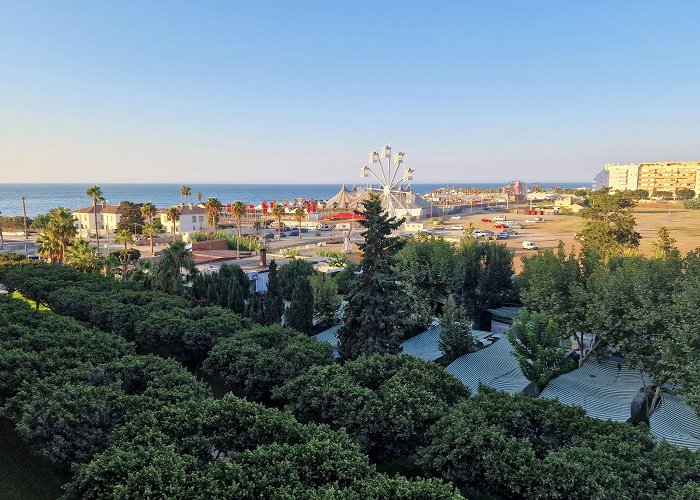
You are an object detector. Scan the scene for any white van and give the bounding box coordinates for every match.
[522,241,538,250]
[493,215,507,221]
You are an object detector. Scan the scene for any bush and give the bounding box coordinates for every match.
[203,325,334,401]
[683,198,700,209]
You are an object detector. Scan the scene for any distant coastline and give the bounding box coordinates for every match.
[0,182,589,217]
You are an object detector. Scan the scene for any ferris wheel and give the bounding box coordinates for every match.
[360,145,415,218]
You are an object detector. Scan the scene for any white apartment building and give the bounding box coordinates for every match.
[593,161,700,195]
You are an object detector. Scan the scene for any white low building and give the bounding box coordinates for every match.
[158,204,213,234]
[74,204,121,236]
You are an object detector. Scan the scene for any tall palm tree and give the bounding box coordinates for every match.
[271,204,285,241]
[153,241,196,294]
[65,239,96,271]
[231,201,246,255]
[293,207,305,239]
[253,220,263,235]
[166,207,181,238]
[204,198,223,231]
[140,203,157,254]
[86,185,104,253]
[181,185,192,205]
[195,192,203,204]
[36,207,77,263]
[142,222,158,255]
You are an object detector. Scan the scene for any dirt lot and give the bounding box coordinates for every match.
[443,204,700,271]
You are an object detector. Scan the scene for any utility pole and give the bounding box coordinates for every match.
[22,196,28,239]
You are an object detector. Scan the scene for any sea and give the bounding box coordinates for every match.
[0,183,588,217]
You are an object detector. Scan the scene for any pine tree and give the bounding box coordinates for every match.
[246,292,266,324]
[227,280,245,314]
[285,276,314,333]
[264,260,284,325]
[338,194,405,361]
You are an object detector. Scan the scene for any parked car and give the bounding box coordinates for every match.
[504,229,519,235]
[472,229,494,238]
[525,219,539,224]
[433,225,444,230]
[494,224,508,229]
[480,218,491,223]
[493,215,507,221]
[450,215,461,220]
[452,225,464,230]
[287,229,300,236]
[522,241,538,250]
[496,232,509,240]
[509,223,523,229]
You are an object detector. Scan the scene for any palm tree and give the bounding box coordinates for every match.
[114,229,136,277]
[65,239,96,271]
[253,220,263,235]
[231,201,246,255]
[86,185,104,253]
[195,192,203,204]
[204,198,223,231]
[166,207,181,238]
[140,203,157,254]
[293,207,305,239]
[271,204,285,241]
[0,210,4,250]
[181,185,192,205]
[95,253,119,277]
[115,228,134,250]
[36,207,77,263]
[152,241,196,294]
[142,222,159,255]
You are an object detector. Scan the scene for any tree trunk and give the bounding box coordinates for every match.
[298,220,301,239]
[648,384,663,415]
[93,200,100,253]
[150,235,154,255]
[0,226,3,249]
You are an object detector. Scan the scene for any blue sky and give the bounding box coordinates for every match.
[1,1,699,184]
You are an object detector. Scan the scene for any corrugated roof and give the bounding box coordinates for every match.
[650,393,700,451]
[540,359,650,422]
[314,324,341,348]
[487,306,522,322]
[445,337,530,395]
[400,325,442,361]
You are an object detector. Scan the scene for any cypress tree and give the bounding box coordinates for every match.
[227,280,245,314]
[338,194,405,361]
[285,276,314,333]
[264,260,284,325]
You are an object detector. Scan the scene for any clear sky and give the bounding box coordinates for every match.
[1,1,699,184]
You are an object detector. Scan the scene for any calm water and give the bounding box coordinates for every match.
[0,183,588,217]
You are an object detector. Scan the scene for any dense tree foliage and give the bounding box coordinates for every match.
[419,389,700,499]
[204,325,334,401]
[438,295,474,363]
[191,263,250,312]
[274,354,469,460]
[309,273,341,326]
[277,258,315,300]
[508,309,573,388]
[263,259,285,324]
[284,276,314,333]
[580,191,641,258]
[395,237,457,333]
[454,238,515,326]
[338,194,405,361]
[114,200,145,234]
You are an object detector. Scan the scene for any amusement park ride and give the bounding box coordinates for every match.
[360,145,415,219]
